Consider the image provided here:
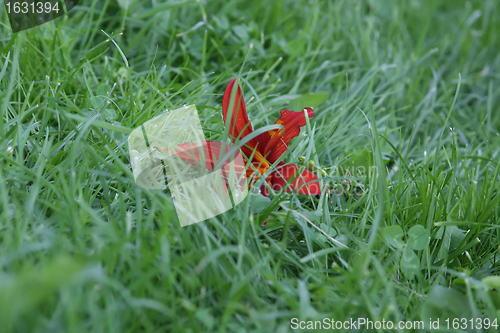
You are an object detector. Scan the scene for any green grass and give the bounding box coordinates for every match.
[1,0,500,332]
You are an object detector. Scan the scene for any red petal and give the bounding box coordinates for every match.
[270,162,322,195]
[156,141,246,185]
[260,184,269,197]
[256,108,314,164]
[222,79,261,157]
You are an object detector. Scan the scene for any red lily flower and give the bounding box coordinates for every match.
[222,79,321,196]
[159,79,322,197]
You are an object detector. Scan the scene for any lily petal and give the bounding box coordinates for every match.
[260,184,269,197]
[257,108,314,164]
[222,79,261,158]
[156,141,246,180]
[270,162,322,195]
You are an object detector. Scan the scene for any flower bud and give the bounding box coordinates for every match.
[306,160,316,171]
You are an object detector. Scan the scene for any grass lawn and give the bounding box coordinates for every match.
[1,0,500,332]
